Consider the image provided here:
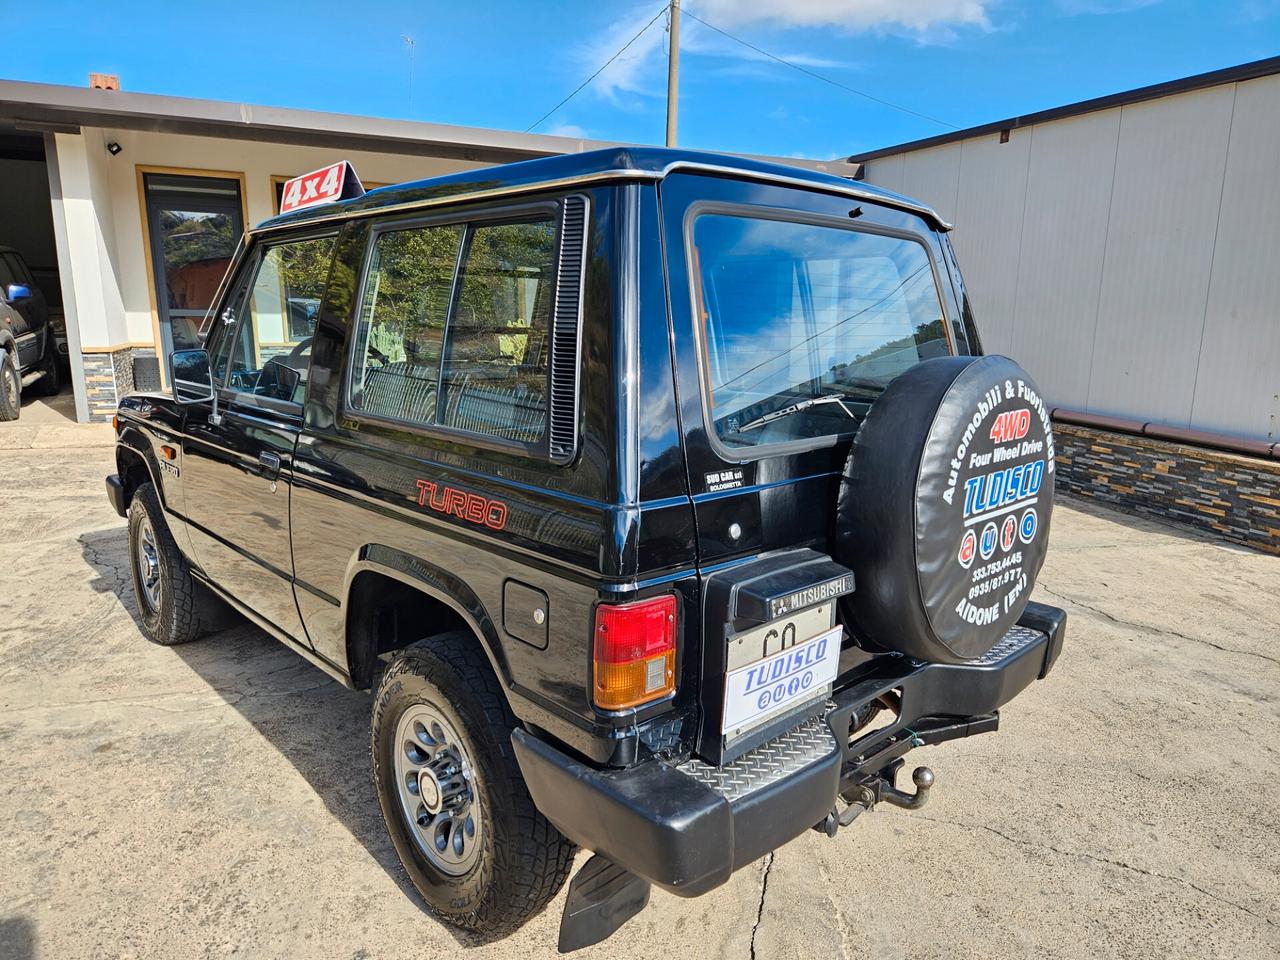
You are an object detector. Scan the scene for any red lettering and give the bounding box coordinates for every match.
[485,502,508,530]
[412,479,509,532]
[990,409,1031,444]
[443,489,467,519]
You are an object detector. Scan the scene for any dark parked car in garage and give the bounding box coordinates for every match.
[0,245,59,419]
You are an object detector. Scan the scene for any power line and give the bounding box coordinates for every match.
[681,10,960,131]
[525,4,669,133]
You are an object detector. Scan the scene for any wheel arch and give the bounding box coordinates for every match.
[115,430,163,511]
[343,547,513,699]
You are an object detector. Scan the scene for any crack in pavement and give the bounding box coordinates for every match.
[817,861,853,960]
[1037,584,1280,668]
[77,535,132,597]
[919,814,1277,929]
[750,852,774,960]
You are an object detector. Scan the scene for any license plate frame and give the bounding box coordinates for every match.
[721,623,842,737]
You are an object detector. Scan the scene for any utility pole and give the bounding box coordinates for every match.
[665,0,680,147]
[402,35,417,115]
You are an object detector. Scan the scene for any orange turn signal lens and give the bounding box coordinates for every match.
[592,595,677,710]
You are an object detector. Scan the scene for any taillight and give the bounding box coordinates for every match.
[592,595,677,710]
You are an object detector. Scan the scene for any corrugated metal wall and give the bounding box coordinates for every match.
[863,72,1280,442]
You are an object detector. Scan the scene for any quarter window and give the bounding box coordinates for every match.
[348,223,463,425]
[440,219,555,443]
[349,214,557,447]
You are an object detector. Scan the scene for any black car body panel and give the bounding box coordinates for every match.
[106,146,1064,900]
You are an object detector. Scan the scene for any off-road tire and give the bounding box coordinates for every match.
[30,341,60,397]
[372,632,575,937]
[0,350,19,421]
[127,483,208,645]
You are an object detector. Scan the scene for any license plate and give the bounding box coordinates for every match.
[722,625,842,734]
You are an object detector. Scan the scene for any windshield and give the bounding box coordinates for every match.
[690,213,950,450]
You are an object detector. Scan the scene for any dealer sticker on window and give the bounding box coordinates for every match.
[722,625,842,733]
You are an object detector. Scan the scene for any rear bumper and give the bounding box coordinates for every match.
[105,474,127,518]
[513,603,1066,897]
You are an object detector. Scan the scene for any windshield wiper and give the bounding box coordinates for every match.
[737,394,859,433]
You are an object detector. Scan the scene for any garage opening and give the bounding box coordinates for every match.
[0,130,71,418]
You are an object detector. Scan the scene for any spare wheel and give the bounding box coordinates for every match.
[835,355,1055,664]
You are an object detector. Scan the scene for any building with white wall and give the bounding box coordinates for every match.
[0,79,857,422]
[851,56,1280,445]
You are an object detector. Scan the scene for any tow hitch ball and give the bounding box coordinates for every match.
[816,764,935,838]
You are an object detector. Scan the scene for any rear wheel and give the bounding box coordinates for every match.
[0,350,19,421]
[371,632,574,936]
[127,483,209,645]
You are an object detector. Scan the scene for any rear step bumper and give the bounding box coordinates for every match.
[512,602,1066,898]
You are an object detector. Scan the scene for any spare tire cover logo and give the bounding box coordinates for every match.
[920,373,1055,640]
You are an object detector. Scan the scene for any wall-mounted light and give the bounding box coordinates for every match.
[106,141,122,156]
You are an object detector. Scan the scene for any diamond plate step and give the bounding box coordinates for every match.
[672,716,837,803]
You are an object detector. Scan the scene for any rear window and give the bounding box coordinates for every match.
[690,213,949,451]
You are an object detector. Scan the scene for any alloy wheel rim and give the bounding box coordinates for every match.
[3,367,15,407]
[136,518,162,612]
[393,703,482,876]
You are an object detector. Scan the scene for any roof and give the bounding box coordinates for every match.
[254,146,950,233]
[0,78,861,175]
[847,54,1280,163]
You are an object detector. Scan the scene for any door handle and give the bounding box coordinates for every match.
[256,451,282,481]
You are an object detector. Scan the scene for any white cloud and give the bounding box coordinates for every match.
[546,123,590,139]
[691,0,991,34]
[563,0,986,119]
[571,6,858,109]
[576,8,670,102]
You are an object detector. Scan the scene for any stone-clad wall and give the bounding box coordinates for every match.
[78,347,158,422]
[1053,422,1280,555]
[81,353,119,422]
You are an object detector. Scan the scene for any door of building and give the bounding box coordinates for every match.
[142,172,244,375]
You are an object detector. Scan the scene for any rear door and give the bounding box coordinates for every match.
[180,231,337,643]
[659,172,963,757]
[660,172,962,567]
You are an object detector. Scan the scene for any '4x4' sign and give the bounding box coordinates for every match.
[279,161,365,214]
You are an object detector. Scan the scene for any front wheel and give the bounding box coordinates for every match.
[127,483,209,645]
[371,633,574,936]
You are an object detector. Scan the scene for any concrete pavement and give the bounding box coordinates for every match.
[0,442,1276,959]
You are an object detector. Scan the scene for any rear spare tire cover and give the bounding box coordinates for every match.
[836,355,1055,664]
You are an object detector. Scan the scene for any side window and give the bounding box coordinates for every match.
[218,235,336,406]
[348,223,463,424]
[0,256,16,290]
[439,218,556,443]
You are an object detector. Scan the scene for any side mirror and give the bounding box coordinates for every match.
[5,283,31,302]
[171,349,214,404]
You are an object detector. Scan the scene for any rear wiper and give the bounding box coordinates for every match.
[738,394,858,433]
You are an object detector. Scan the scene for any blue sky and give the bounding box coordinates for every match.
[7,1,1279,159]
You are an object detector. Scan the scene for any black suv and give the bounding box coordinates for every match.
[0,245,59,419]
[105,149,1065,951]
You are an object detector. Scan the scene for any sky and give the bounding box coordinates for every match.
[5,0,1279,159]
